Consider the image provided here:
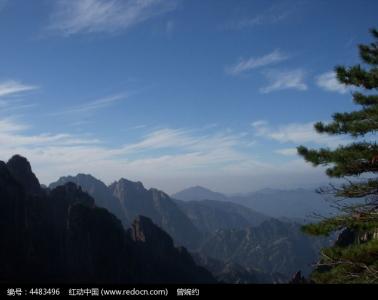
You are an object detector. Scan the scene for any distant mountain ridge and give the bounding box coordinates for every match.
[174,199,269,233]
[172,186,228,202]
[173,185,336,220]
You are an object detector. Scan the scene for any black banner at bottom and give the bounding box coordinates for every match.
[0,284,377,298]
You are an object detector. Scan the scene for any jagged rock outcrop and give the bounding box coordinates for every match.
[289,271,311,284]
[335,227,378,247]
[0,155,215,284]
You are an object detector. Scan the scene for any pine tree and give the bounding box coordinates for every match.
[297,29,378,284]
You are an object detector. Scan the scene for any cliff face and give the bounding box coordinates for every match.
[0,155,215,284]
[127,216,214,283]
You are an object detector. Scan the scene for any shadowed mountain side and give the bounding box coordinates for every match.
[7,154,42,196]
[50,176,202,249]
[128,216,214,283]
[174,199,269,233]
[0,155,215,284]
[49,174,126,226]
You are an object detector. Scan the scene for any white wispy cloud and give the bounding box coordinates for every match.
[0,118,100,147]
[0,119,29,133]
[260,69,307,93]
[0,80,38,98]
[225,0,302,30]
[252,121,346,147]
[118,128,244,155]
[0,119,250,183]
[53,93,127,115]
[48,0,178,36]
[226,50,288,76]
[228,11,290,30]
[251,120,268,128]
[316,71,349,94]
[275,148,298,156]
[0,80,39,117]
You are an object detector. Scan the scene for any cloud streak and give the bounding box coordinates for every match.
[0,80,38,98]
[274,148,298,156]
[260,69,307,93]
[52,93,127,116]
[48,0,178,36]
[226,50,288,76]
[225,0,302,30]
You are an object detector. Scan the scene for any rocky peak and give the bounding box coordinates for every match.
[289,271,311,284]
[117,178,145,191]
[6,155,41,195]
[109,178,147,202]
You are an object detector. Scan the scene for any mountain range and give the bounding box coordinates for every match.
[48,169,331,282]
[0,155,214,283]
[50,176,201,249]
[0,153,334,283]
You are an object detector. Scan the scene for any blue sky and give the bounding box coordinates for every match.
[0,0,377,193]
